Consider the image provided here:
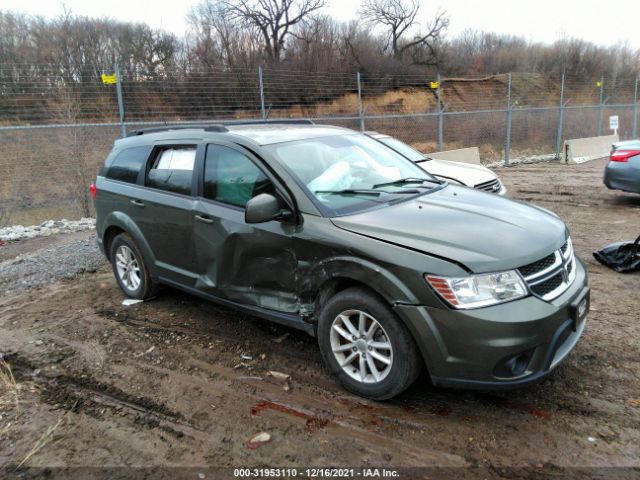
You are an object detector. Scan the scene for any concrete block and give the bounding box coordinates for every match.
[427,147,481,165]
[562,135,618,164]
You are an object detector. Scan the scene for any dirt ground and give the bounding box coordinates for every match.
[1,158,639,479]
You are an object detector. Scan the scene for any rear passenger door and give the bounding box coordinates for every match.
[192,143,299,313]
[134,143,201,286]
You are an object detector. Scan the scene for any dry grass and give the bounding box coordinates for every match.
[16,417,64,469]
[0,359,67,469]
[0,360,20,407]
[0,360,20,447]
[93,344,106,371]
[0,422,11,437]
[276,88,436,117]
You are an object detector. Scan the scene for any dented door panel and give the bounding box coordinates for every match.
[193,199,300,312]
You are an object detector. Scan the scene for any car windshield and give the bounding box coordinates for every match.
[268,134,439,215]
[378,137,427,162]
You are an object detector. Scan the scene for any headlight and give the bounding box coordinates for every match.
[426,270,528,309]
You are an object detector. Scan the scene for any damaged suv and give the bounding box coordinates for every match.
[93,121,589,400]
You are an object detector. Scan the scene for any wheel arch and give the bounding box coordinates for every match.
[103,226,125,261]
[101,212,156,271]
[306,256,421,321]
[307,259,436,377]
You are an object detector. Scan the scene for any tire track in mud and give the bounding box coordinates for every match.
[4,352,208,442]
[4,346,470,466]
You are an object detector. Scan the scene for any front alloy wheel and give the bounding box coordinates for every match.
[317,287,422,400]
[330,310,393,383]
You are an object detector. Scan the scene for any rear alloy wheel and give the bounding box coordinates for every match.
[115,245,141,291]
[110,233,155,300]
[318,287,422,400]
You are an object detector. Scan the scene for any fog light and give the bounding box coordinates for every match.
[493,349,535,378]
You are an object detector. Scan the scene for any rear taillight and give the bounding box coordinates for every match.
[89,183,97,200]
[610,150,640,163]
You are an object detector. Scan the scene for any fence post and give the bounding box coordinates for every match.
[437,73,443,151]
[258,66,266,120]
[633,77,639,139]
[597,75,604,136]
[504,73,512,166]
[357,72,365,132]
[555,73,566,160]
[114,63,126,138]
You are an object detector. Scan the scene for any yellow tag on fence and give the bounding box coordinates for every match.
[101,73,117,85]
[596,81,602,87]
[429,81,439,90]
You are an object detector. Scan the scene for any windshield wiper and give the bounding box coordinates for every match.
[372,177,441,189]
[414,156,433,163]
[315,188,421,196]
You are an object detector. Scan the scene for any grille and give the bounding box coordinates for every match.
[474,178,501,193]
[530,272,564,297]
[518,252,557,277]
[518,237,576,301]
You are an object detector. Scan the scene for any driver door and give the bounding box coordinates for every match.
[192,142,300,313]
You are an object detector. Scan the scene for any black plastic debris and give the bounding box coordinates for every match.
[593,235,640,273]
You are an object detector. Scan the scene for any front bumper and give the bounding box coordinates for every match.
[394,257,589,390]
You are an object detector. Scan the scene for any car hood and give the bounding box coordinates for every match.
[331,185,567,273]
[419,159,496,187]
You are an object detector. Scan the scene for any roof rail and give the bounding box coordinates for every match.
[127,119,315,137]
[223,119,315,126]
[127,124,228,137]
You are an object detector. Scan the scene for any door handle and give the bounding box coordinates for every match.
[130,199,145,207]
[195,214,214,224]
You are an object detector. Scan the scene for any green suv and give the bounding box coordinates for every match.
[93,121,590,399]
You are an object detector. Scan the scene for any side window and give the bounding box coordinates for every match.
[145,146,196,195]
[105,146,149,183]
[203,145,276,208]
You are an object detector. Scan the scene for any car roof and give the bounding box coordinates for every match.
[226,124,353,145]
[365,131,389,139]
[115,123,355,148]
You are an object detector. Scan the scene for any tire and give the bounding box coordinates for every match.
[317,287,423,400]
[110,233,156,300]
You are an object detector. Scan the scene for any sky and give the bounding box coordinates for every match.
[2,0,639,48]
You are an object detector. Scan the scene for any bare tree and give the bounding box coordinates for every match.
[188,2,263,68]
[192,0,326,62]
[359,0,448,61]
[48,87,93,217]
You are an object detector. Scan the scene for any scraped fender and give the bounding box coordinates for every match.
[102,211,157,273]
[304,256,439,369]
[303,255,421,306]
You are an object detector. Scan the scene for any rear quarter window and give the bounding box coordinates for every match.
[146,146,197,196]
[105,146,150,183]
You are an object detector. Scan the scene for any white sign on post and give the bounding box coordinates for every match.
[609,115,619,136]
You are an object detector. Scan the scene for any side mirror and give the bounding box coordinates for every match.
[245,193,293,224]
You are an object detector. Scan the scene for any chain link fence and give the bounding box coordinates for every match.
[1,64,639,227]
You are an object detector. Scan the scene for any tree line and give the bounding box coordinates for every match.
[2,1,639,77]
[1,1,639,123]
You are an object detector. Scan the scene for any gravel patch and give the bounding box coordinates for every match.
[0,236,107,294]
[486,153,558,169]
